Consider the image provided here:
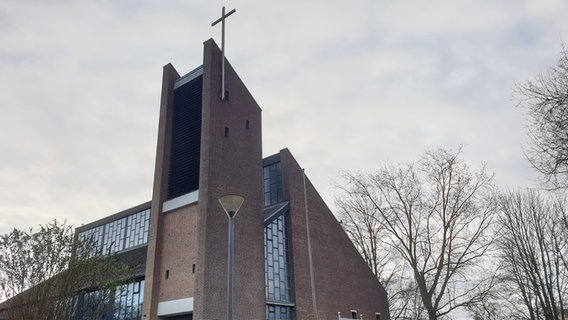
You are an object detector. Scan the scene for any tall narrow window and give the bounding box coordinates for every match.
[263,162,282,207]
[265,211,293,319]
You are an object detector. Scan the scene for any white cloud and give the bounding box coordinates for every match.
[0,0,567,234]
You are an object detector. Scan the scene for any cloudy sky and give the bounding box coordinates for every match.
[1,0,568,235]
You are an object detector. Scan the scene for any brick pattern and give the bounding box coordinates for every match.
[157,204,199,302]
[194,39,265,320]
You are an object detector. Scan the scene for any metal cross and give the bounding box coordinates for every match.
[212,6,236,100]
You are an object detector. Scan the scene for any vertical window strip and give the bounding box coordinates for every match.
[264,213,292,303]
[265,210,294,319]
[263,162,283,207]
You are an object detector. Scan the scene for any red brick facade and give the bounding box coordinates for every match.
[194,39,265,320]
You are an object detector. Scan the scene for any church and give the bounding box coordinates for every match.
[0,35,389,320]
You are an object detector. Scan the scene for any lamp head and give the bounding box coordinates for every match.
[218,194,245,218]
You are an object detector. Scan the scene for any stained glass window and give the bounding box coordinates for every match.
[265,212,294,319]
[77,208,150,257]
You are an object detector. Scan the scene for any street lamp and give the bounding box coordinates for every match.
[218,194,245,320]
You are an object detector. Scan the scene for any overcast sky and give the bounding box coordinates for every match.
[1,0,568,236]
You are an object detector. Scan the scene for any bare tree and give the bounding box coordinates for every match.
[336,190,397,284]
[336,183,421,320]
[0,220,131,319]
[336,148,498,320]
[516,44,568,189]
[496,190,567,320]
[0,220,73,301]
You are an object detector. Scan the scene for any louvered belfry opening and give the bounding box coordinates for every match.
[167,74,203,200]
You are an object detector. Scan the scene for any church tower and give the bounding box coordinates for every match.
[141,39,265,320]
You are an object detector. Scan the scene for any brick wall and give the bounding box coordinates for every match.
[193,39,265,320]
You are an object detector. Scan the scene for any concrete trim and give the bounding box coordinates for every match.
[157,297,194,317]
[163,190,199,213]
[174,66,204,89]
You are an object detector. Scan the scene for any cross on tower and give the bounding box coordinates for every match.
[212,6,236,100]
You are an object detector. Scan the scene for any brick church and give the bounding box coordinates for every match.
[0,38,389,320]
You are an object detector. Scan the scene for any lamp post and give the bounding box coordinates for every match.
[218,194,245,320]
